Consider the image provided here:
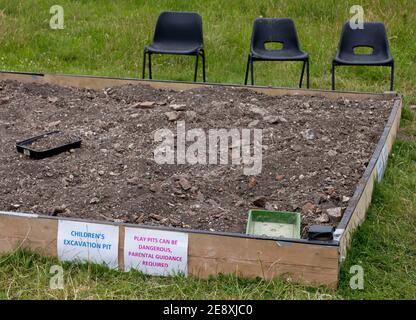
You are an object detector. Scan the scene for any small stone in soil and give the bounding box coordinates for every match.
[134,101,155,108]
[301,202,317,215]
[52,205,66,216]
[275,174,285,181]
[165,111,179,121]
[327,207,343,221]
[248,120,259,127]
[0,96,10,104]
[248,176,257,189]
[186,110,197,121]
[290,145,302,152]
[263,115,287,124]
[127,177,140,185]
[149,213,163,221]
[249,106,267,117]
[89,197,100,204]
[170,104,187,111]
[301,129,316,140]
[342,196,350,202]
[179,177,192,191]
[314,213,329,223]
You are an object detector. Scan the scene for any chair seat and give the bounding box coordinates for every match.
[251,48,308,61]
[334,52,393,65]
[145,43,202,55]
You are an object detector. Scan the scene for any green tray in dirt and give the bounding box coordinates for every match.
[246,209,301,239]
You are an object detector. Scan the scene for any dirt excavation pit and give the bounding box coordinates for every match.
[0,80,394,237]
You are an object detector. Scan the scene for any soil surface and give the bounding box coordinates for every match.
[0,80,394,237]
[28,132,80,151]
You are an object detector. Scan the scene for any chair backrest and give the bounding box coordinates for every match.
[337,22,390,56]
[153,11,203,46]
[250,18,301,51]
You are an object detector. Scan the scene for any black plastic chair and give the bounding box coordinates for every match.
[244,18,309,88]
[332,22,394,91]
[142,11,206,82]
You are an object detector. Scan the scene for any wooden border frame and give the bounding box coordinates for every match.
[0,71,402,288]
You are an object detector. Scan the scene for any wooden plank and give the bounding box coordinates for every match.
[338,98,402,260]
[0,71,396,101]
[188,233,339,288]
[118,224,125,270]
[0,214,57,256]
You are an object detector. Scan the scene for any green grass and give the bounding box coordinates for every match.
[0,0,415,299]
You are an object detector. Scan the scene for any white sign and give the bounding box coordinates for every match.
[124,227,188,276]
[376,145,389,182]
[57,220,119,269]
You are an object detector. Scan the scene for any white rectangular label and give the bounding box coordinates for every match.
[376,145,389,182]
[124,227,188,276]
[57,220,119,269]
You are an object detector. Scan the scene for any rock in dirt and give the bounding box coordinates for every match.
[235,199,245,207]
[127,177,140,185]
[89,197,100,205]
[248,176,257,189]
[0,96,11,104]
[179,177,192,191]
[248,120,259,127]
[301,202,317,215]
[149,213,163,221]
[275,174,285,181]
[249,106,267,117]
[48,120,61,127]
[52,205,66,216]
[342,196,351,203]
[185,110,197,121]
[48,96,59,103]
[165,111,179,122]
[263,115,288,124]
[211,101,227,108]
[252,196,267,207]
[170,104,187,111]
[327,150,338,157]
[290,145,302,152]
[327,207,342,221]
[133,101,155,108]
[301,129,316,140]
[149,183,159,193]
[314,213,329,224]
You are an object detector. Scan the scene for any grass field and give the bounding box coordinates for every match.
[0,0,415,299]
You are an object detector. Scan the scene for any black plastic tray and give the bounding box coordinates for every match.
[16,130,82,159]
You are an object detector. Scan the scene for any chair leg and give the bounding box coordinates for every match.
[244,55,250,85]
[148,53,152,80]
[250,57,254,85]
[306,59,310,89]
[390,63,394,91]
[201,51,206,82]
[142,51,147,79]
[194,54,199,82]
[331,62,335,90]
[299,60,306,88]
